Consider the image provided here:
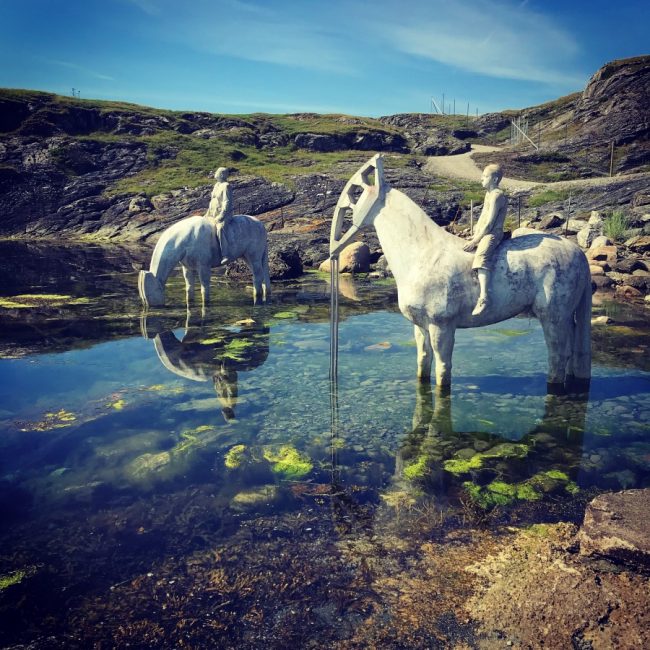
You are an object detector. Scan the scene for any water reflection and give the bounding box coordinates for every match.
[141,312,270,421]
[392,383,588,508]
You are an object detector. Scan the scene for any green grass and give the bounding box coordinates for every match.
[528,189,571,207]
[603,209,629,242]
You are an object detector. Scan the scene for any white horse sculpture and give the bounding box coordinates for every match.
[330,154,592,393]
[139,214,271,308]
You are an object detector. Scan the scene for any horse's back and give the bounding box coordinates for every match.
[496,233,590,311]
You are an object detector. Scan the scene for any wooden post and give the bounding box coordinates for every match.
[470,200,474,235]
[609,141,615,176]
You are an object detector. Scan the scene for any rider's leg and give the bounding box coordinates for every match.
[473,269,489,315]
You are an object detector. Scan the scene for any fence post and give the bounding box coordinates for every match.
[470,200,474,235]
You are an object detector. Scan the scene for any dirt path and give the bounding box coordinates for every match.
[424,145,650,192]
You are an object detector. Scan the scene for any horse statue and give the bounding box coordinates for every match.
[138,214,271,308]
[329,154,592,393]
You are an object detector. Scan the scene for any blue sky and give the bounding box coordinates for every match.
[0,0,647,116]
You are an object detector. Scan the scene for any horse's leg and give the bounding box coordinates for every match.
[261,245,271,301]
[429,323,455,389]
[181,265,196,305]
[539,315,572,394]
[198,263,211,307]
[414,324,432,382]
[245,254,264,304]
[567,281,592,390]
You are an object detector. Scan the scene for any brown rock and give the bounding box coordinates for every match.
[590,265,605,276]
[538,213,564,230]
[587,245,617,265]
[579,489,650,571]
[319,241,370,274]
[616,285,643,300]
[624,235,650,253]
[592,275,614,290]
[615,257,647,274]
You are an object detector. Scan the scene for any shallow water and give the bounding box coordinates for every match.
[0,243,648,647]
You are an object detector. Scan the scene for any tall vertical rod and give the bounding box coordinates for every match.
[329,256,340,484]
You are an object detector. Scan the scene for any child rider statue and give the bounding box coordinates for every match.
[206,167,234,264]
[463,163,508,316]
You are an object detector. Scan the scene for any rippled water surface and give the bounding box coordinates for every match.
[0,242,648,647]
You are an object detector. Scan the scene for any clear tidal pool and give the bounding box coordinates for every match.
[0,242,649,647]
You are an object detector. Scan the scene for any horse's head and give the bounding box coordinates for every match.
[329,154,387,259]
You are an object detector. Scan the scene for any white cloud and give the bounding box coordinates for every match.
[135,0,355,74]
[43,59,115,81]
[369,0,583,86]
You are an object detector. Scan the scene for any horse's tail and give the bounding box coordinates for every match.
[138,270,165,307]
[569,271,592,384]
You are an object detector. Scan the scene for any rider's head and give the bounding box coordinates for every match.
[214,167,230,181]
[482,164,503,189]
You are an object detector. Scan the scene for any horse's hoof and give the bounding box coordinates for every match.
[546,381,567,396]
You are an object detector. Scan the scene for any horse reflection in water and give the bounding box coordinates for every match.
[391,384,588,506]
[142,315,270,421]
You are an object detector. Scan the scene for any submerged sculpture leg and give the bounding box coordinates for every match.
[539,316,573,392]
[246,249,271,304]
[429,323,455,388]
[182,266,197,304]
[414,324,433,381]
[198,264,211,306]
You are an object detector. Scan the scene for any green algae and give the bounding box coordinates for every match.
[444,443,529,476]
[272,311,299,319]
[221,338,254,361]
[444,455,484,475]
[481,443,529,460]
[225,444,247,469]
[463,479,541,509]
[19,408,77,432]
[544,469,570,481]
[174,425,216,454]
[262,444,313,479]
[403,455,429,480]
[0,294,92,309]
[0,570,27,590]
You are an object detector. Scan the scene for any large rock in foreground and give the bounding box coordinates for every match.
[579,489,650,571]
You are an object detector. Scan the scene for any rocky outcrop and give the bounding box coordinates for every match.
[574,56,650,147]
[579,489,650,572]
[378,114,470,155]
